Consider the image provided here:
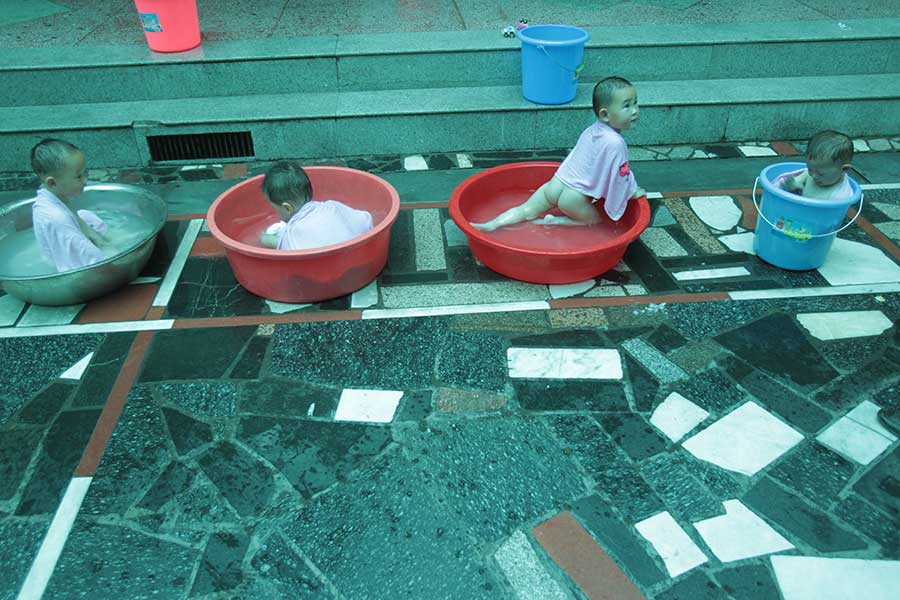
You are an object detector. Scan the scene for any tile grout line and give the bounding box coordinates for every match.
[16,477,92,600]
[152,218,203,307]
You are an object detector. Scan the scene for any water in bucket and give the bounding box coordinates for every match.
[517,25,589,105]
[753,162,862,270]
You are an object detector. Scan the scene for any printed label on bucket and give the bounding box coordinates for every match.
[774,215,813,242]
[139,12,163,33]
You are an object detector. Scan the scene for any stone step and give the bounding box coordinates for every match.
[1,73,897,170]
[1,19,897,107]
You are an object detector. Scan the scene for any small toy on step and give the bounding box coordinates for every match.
[517,19,528,30]
[502,25,516,38]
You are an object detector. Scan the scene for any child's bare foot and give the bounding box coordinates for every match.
[533,214,590,227]
[471,221,497,232]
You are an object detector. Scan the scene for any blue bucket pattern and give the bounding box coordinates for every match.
[752,162,863,271]
[517,25,589,105]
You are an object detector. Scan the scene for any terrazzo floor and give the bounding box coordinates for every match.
[1,144,899,600]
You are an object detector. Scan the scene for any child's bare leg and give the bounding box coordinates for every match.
[534,186,599,226]
[470,178,560,232]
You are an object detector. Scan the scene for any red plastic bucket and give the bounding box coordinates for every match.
[134,0,201,53]
[450,162,650,284]
[207,167,400,303]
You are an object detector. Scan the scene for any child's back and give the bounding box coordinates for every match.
[277,199,373,250]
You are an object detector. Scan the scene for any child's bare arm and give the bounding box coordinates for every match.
[259,232,280,248]
[76,216,106,247]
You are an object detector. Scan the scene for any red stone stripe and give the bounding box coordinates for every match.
[533,512,646,600]
[550,291,729,309]
[76,283,159,324]
[849,210,900,263]
[75,330,155,476]
[173,310,362,329]
[189,236,226,257]
[146,306,166,320]
[662,188,752,198]
[734,196,758,230]
[770,141,800,156]
[222,163,248,179]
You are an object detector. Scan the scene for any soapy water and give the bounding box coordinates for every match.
[0,209,154,277]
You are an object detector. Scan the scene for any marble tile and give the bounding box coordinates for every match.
[692,500,793,562]
[771,556,900,600]
[495,531,567,600]
[853,139,871,152]
[729,282,900,301]
[682,401,804,476]
[846,400,899,441]
[334,389,403,423]
[663,199,726,254]
[455,153,473,168]
[689,196,743,231]
[650,392,710,442]
[153,219,203,307]
[640,227,688,257]
[0,319,174,339]
[18,304,84,327]
[350,279,379,308]
[59,353,94,381]
[635,511,708,578]
[265,300,313,314]
[0,294,26,326]
[624,284,647,295]
[818,239,900,286]
[621,338,688,384]
[874,221,900,241]
[674,266,750,281]
[443,218,469,247]
[816,414,894,465]
[403,155,428,171]
[362,300,549,320]
[413,208,447,271]
[718,232,756,255]
[651,205,677,227]
[507,347,623,380]
[380,281,549,308]
[739,145,777,157]
[584,285,627,297]
[548,279,595,299]
[797,310,893,340]
[872,202,900,220]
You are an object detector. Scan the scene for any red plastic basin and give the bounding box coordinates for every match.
[449,162,650,284]
[207,166,399,303]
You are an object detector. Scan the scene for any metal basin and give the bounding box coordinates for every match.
[0,183,167,306]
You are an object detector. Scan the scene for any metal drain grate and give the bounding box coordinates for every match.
[147,131,255,162]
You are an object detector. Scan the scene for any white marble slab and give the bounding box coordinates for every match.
[852,139,871,152]
[875,221,900,241]
[350,280,379,309]
[650,392,710,442]
[495,531,568,600]
[739,145,777,157]
[635,511,708,577]
[674,267,750,281]
[265,300,312,314]
[548,279,595,299]
[60,353,94,380]
[0,319,174,339]
[682,401,804,476]
[403,155,428,171]
[689,196,743,231]
[872,201,900,220]
[0,294,26,327]
[334,389,403,423]
[729,282,900,301]
[818,239,900,286]
[507,348,623,380]
[624,284,647,296]
[796,310,892,340]
[718,232,756,255]
[455,153,473,168]
[18,304,85,327]
[846,400,898,442]
[816,414,894,465]
[693,500,793,562]
[363,301,549,320]
[772,556,900,600]
[646,192,664,200]
[584,285,627,297]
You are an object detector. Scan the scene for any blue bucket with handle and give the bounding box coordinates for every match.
[752,162,863,270]
[517,25,589,105]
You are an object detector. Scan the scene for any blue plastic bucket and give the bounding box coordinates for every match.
[752,162,863,270]
[517,25,589,105]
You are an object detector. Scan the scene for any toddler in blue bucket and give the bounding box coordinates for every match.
[777,130,854,200]
[258,161,373,250]
[471,76,646,231]
[30,138,109,272]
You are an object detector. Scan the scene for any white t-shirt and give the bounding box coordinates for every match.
[277,200,374,251]
[31,188,107,272]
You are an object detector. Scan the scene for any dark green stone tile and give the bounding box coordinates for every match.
[853,152,900,183]
[166,257,267,318]
[238,378,339,419]
[384,209,415,274]
[140,220,186,278]
[248,532,324,598]
[284,449,497,600]
[646,324,688,354]
[446,247,480,282]
[834,494,899,558]
[70,332,136,408]
[655,571,725,600]
[571,494,666,589]
[814,356,900,413]
[544,415,631,479]
[197,442,276,517]
[660,253,749,268]
[15,409,102,515]
[229,336,270,380]
[380,271,448,285]
[606,326,654,344]
[670,367,745,413]
[689,458,744,498]
[239,417,392,499]
[599,414,666,461]
[158,381,238,417]
[596,463,667,524]
[516,380,628,411]
[397,389,432,422]
[714,563,781,600]
[0,428,44,501]
[191,531,250,596]
[162,408,213,455]
[406,417,585,539]
[436,331,507,392]
[512,329,608,348]
[733,369,832,434]
[769,441,855,510]
[623,240,680,293]
[715,314,838,390]
[270,318,448,389]
[853,447,900,518]
[140,327,256,382]
[318,294,351,311]
[625,355,661,412]
[137,460,197,512]
[0,518,47,600]
[640,452,724,521]
[47,520,198,598]
[15,382,74,425]
[743,477,867,552]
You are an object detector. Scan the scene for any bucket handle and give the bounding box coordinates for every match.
[538,44,585,80]
[751,177,864,240]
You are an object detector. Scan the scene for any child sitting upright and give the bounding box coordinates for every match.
[258,161,374,250]
[778,130,854,200]
[472,76,646,231]
[30,138,108,272]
